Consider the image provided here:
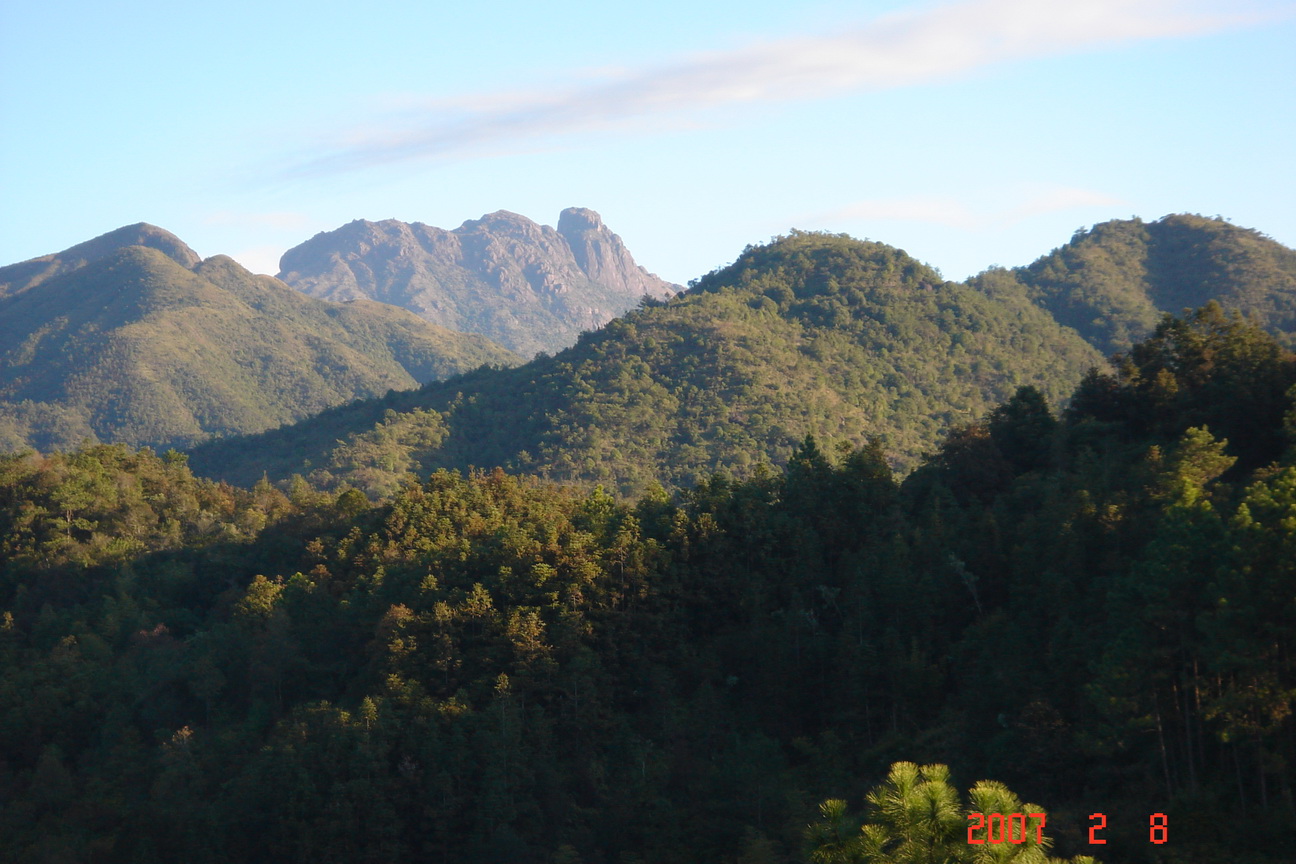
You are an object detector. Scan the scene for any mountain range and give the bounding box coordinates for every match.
[8,291,1296,863]
[189,230,1106,494]
[4,211,1295,492]
[0,225,519,453]
[278,207,680,356]
[4,210,1296,864]
[186,214,1296,495]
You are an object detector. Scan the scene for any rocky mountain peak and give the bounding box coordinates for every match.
[462,210,537,230]
[557,207,674,303]
[278,207,681,356]
[557,207,604,234]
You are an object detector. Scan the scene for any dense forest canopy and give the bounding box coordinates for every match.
[188,231,1103,495]
[2,304,1294,863]
[1008,214,1296,354]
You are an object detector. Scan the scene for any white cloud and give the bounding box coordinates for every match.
[285,0,1266,176]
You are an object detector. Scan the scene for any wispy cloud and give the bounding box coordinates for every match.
[284,0,1266,177]
[815,184,1127,230]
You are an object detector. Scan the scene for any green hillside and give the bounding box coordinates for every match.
[189,231,1103,494]
[0,222,202,298]
[0,238,519,452]
[2,306,1293,863]
[1011,214,1296,354]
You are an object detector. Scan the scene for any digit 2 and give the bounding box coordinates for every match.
[1088,813,1107,844]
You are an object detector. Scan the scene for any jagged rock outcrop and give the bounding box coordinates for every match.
[556,207,672,299]
[278,208,679,356]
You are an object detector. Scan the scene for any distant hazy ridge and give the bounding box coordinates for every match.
[278,208,679,356]
[0,224,519,453]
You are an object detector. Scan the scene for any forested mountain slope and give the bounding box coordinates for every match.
[0,228,519,452]
[1005,214,1296,354]
[190,231,1103,494]
[278,207,679,356]
[0,222,202,298]
[2,305,1293,863]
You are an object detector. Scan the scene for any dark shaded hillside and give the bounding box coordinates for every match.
[190,231,1102,494]
[278,208,679,356]
[0,231,519,453]
[1010,214,1296,354]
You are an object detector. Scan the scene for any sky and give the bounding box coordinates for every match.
[2,0,1294,286]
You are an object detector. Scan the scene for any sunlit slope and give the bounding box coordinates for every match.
[189,231,1102,493]
[0,239,519,452]
[1009,214,1296,354]
[0,222,201,298]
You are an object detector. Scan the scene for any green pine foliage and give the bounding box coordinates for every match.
[6,209,1296,862]
[189,231,1103,494]
[0,444,292,574]
[806,762,1098,864]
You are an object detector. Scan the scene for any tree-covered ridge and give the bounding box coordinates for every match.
[189,231,1102,495]
[0,237,519,453]
[1009,214,1296,354]
[0,445,292,573]
[2,306,1295,862]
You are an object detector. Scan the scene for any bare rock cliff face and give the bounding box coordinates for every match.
[279,208,679,356]
[557,207,672,300]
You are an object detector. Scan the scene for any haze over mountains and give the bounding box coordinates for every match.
[278,207,680,356]
[0,225,519,452]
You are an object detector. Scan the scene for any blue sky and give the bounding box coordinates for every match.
[2,0,1293,285]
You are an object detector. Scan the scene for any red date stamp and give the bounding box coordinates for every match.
[967,812,1169,845]
[1088,812,1169,845]
[966,812,1045,844]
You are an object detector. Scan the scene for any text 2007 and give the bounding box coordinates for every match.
[966,812,1046,844]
